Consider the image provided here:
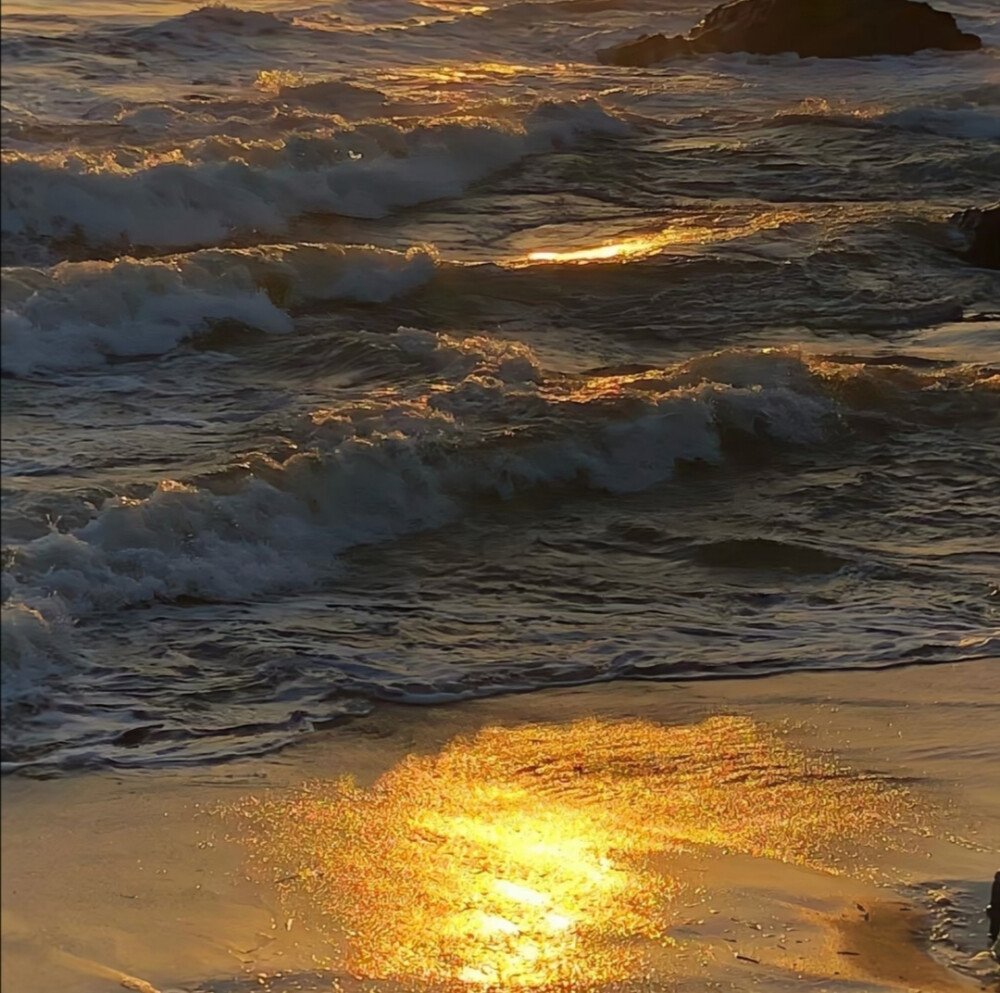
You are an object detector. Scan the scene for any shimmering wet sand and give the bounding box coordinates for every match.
[227,716,916,988]
[2,660,998,993]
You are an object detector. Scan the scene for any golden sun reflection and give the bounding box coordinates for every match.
[520,207,840,265]
[526,230,699,264]
[228,717,915,989]
[375,61,534,87]
[526,229,709,264]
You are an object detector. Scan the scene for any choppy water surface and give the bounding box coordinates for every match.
[2,0,998,773]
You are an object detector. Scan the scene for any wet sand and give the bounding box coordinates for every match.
[2,659,998,993]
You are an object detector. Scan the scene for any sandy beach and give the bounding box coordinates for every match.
[3,659,998,993]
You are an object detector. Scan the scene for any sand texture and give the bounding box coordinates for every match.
[3,660,998,992]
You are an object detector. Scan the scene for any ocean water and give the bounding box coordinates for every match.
[1,0,998,775]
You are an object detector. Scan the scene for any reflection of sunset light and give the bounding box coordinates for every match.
[493,879,548,905]
[522,209,824,265]
[527,234,673,263]
[379,61,531,86]
[479,912,520,935]
[229,717,916,988]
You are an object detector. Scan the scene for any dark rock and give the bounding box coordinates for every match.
[113,723,166,747]
[600,33,694,66]
[988,871,1000,943]
[598,0,982,66]
[951,204,1000,270]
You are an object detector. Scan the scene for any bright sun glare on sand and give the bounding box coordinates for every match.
[229,716,915,988]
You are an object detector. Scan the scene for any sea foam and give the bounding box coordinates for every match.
[1,342,836,636]
[2,99,628,255]
[1,243,436,375]
[3,339,994,707]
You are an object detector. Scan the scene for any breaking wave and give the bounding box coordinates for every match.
[3,339,995,694]
[1,243,437,375]
[1,99,627,257]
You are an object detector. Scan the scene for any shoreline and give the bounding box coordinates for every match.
[3,659,998,992]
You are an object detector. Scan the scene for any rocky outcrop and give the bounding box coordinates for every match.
[951,204,1000,270]
[598,0,982,66]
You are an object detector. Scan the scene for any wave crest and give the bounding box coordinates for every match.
[1,243,436,375]
[3,341,994,710]
[1,99,628,258]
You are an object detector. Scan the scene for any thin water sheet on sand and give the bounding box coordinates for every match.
[2,660,998,993]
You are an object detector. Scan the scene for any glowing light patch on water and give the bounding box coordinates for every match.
[521,208,843,265]
[376,61,535,87]
[527,234,680,263]
[228,716,916,988]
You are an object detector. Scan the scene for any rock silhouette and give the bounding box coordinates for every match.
[598,0,982,66]
[951,205,1000,271]
[991,873,1000,935]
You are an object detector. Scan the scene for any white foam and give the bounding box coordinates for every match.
[1,345,838,653]
[390,326,543,383]
[0,601,73,708]
[1,243,436,375]
[1,100,628,253]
